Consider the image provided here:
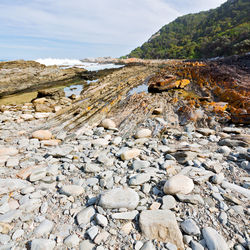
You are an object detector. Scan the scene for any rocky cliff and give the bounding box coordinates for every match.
[0,60,86,97]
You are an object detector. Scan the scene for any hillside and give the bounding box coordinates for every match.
[127,0,250,59]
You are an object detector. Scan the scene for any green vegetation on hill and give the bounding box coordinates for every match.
[127,0,250,59]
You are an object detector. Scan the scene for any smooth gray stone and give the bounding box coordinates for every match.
[181,219,200,236]
[129,174,151,186]
[161,195,176,210]
[34,219,54,236]
[95,214,108,227]
[79,240,95,250]
[99,187,139,210]
[64,234,80,248]
[191,240,204,250]
[60,185,84,196]
[140,241,156,250]
[76,206,95,226]
[30,239,56,250]
[202,227,229,250]
[111,210,138,220]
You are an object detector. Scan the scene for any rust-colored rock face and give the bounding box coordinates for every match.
[147,58,250,124]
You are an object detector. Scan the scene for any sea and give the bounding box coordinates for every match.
[35,58,123,71]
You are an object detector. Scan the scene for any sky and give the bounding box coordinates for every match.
[0,0,227,60]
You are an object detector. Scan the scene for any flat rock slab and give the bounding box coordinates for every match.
[0,178,31,195]
[139,209,184,250]
[99,187,139,210]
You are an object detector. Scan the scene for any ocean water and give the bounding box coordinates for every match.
[35,58,123,71]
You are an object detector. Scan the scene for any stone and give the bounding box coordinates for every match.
[0,178,31,195]
[140,241,156,250]
[32,130,53,140]
[60,185,84,196]
[149,202,161,210]
[129,174,151,186]
[153,108,163,115]
[121,222,133,234]
[95,214,108,227]
[165,242,177,250]
[30,239,56,250]
[221,181,250,198]
[0,147,18,156]
[12,229,24,240]
[121,148,141,161]
[41,139,61,146]
[111,210,138,220]
[161,195,176,210]
[197,128,215,136]
[20,114,33,120]
[92,138,109,147]
[133,160,150,170]
[163,175,194,195]
[79,240,95,250]
[64,234,80,248]
[218,211,227,225]
[33,97,47,104]
[94,231,109,244]
[34,103,53,113]
[218,146,231,156]
[34,112,50,119]
[222,127,241,134]
[139,210,184,249]
[87,226,99,240]
[0,210,22,223]
[99,187,139,210]
[211,173,224,184]
[176,194,204,205]
[16,165,40,180]
[190,240,204,250]
[100,119,116,130]
[0,234,10,245]
[76,206,95,225]
[135,129,152,139]
[0,223,13,234]
[34,219,54,236]
[6,158,19,167]
[202,227,229,250]
[218,139,248,148]
[29,168,47,182]
[172,151,197,164]
[180,219,200,235]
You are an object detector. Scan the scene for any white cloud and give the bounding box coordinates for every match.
[0,0,227,58]
[0,0,180,46]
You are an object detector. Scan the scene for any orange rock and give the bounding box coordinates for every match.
[32,130,53,140]
[16,165,41,179]
[149,202,161,210]
[41,139,61,146]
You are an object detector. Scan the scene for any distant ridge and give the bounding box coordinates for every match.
[127,0,250,59]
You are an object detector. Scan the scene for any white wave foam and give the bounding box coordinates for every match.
[35,58,123,71]
[35,58,84,66]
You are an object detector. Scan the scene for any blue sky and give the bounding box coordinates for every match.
[0,0,227,60]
